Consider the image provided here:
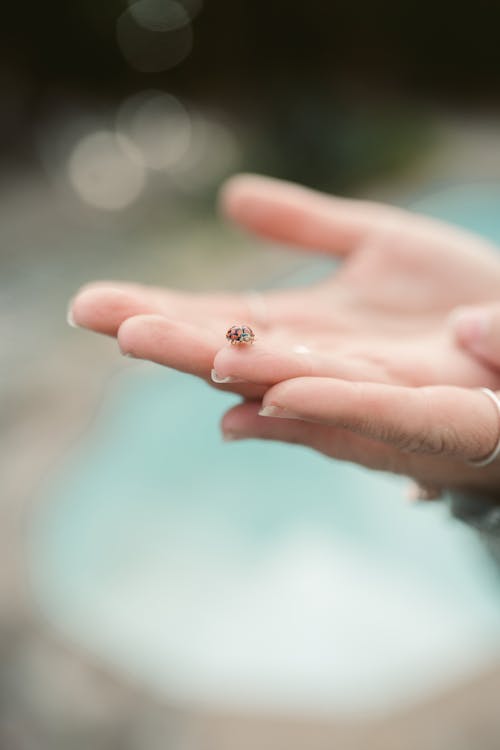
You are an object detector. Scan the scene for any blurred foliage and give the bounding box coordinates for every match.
[244,93,433,192]
[5,0,500,98]
[2,0,492,187]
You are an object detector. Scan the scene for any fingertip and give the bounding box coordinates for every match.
[220,400,262,436]
[261,375,315,403]
[213,342,316,388]
[70,285,147,335]
[218,173,303,235]
[260,377,360,423]
[449,306,490,347]
[117,315,219,375]
[218,173,250,216]
[212,341,257,376]
[219,173,274,212]
[117,313,168,356]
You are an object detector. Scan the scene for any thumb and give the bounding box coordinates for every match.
[451,303,500,369]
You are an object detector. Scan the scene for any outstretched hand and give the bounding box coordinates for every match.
[69,174,500,489]
[70,174,500,395]
[222,378,500,490]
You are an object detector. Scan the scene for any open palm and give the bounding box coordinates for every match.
[71,174,500,395]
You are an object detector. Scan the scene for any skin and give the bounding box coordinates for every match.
[453,302,500,371]
[69,174,500,491]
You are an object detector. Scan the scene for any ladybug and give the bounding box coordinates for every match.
[226,324,255,345]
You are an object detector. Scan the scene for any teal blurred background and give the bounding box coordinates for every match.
[4,2,500,749]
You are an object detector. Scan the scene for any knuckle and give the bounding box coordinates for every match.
[396,426,456,455]
[395,388,461,456]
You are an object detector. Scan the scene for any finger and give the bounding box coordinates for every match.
[222,395,497,488]
[212,340,389,386]
[213,336,500,391]
[118,314,221,377]
[117,314,263,400]
[70,285,158,336]
[259,378,500,463]
[221,400,402,472]
[450,303,500,370]
[220,174,500,264]
[219,173,399,256]
[69,282,256,337]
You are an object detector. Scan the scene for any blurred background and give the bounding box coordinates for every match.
[5,1,500,748]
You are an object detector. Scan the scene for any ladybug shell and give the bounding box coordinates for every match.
[226,325,254,343]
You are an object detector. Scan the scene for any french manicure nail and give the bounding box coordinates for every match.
[405,481,421,503]
[222,431,246,442]
[66,305,79,328]
[258,405,301,419]
[211,369,248,384]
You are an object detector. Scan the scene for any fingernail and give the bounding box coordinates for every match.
[405,481,421,503]
[118,343,136,358]
[451,308,490,344]
[258,405,301,419]
[66,304,79,328]
[292,344,311,354]
[222,431,247,442]
[211,369,248,384]
[405,480,443,503]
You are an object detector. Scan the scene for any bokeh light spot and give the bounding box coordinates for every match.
[117,1,192,73]
[170,113,241,191]
[117,90,192,171]
[68,130,146,211]
[178,0,204,20]
[128,0,203,21]
[129,0,189,32]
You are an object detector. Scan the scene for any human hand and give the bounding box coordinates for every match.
[221,378,500,492]
[69,174,500,394]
